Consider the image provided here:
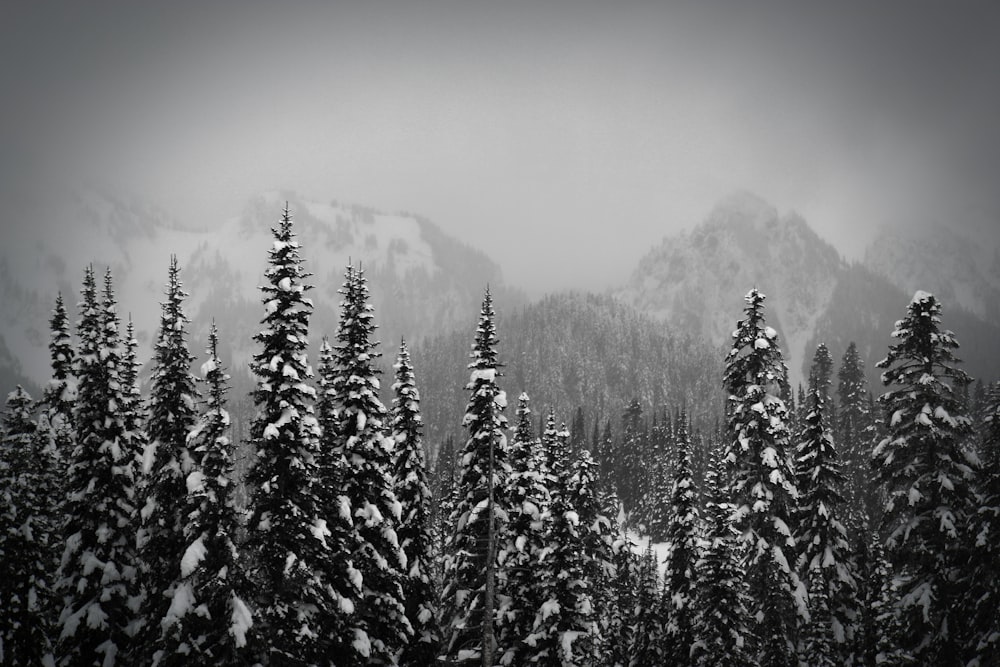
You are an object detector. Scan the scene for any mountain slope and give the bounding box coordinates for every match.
[617,192,1000,388]
[0,187,522,385]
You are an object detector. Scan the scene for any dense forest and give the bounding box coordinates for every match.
[2,207,999,667]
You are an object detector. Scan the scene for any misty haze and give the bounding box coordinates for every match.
[2,2,999,666]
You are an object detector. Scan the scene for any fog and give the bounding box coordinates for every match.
[3,1,999,295]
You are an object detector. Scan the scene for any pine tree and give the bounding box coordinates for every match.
[441,287,510,665]
[390,339,440,665]
[604,533,640,667]
[873,291,978,665]
[1,386,58,665]
[567,448,616,666]
[662,410,699,665]
[794,344,856,666]
[836,342,879,527]
[496,393,550,666]
[690,444,751,667]
[969,381,1000,662]
[242,206,329,665]
[324,265,412,663]
[721,288,806,665]
[618,399,644,519]
[138,256,201,662]
[158,323,253,665]
[39,292,76,463]
[629,544,665,667]
[313,336,365,661]
[57,267,142,667]
[528,422,595,666]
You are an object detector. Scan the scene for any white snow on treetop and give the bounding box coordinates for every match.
[911,290,935,304]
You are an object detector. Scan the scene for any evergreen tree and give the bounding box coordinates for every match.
[604,534,640,667]
[321,264,412,664]
[138,256,201,662]
[313,336,365,661]
[567,448,615,666]
[969,381,1000,662]
[0,386,57,665]
[721,288,806,665]
[690,445,751,667]
[836,341,879,527]
[662,410,699,665]
[873,291,978,665]
[618,399,644,519]
[629,544,665,667]
[528,423,595,666]
[496,393,550,666]
[39,292,76,463]
[441,288,510,665]
[794,344,856,666]
[158,323,253,665]
[57,267,142,667]
[390,338,440,665]
[242,206,329,665]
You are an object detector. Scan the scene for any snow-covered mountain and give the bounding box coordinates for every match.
[0,186,521,387]
[864,224,1000,327]
[617,192,1000,388]
[617,192,843,388]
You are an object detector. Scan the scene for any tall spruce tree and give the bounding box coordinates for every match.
[158,323,253,665]
[496,393,550,666]
[970,381,1000,662]
[39,292,76,463]
[390,338,440,665]
[313,336,365,661]
[1,386,57,665]
[794,344,856,666]
[691,445,751,667]
[57,267,142,666]
[138,256,201,662]
[629,544,666,667]
[604,534,640,667]
[721,288,806,665]
[662,410,699,665]
[323,264,411,663]
[242,206,329,665]
[873,291,978,665]
[441,287,510,665]
[836,342,879,528]
[527,423,595,666]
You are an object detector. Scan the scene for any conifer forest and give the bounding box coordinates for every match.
[2,204,999,667]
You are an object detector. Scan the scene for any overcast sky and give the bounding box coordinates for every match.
[3,1,999,294]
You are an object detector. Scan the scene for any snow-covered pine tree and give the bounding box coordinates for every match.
[644,418,672,541]
[851,529,889,667]
[969,381,1000,663]
[690,444,751,667]
[321,264,412,664]
[39,292,76,463]
[31,292,77,653]
[661,410,699,665]
[527,422,595,666]
[441,287,510,665]
[794,343,856,666]
[313,336,364,660]
[604,533,640,667]
[242,205,328,665]
[836,341,879,528]
[0,386,58,665]
[618,399,644,520]
[56,266,142,667]
[137,256,201,663]
[566,448,616,665]
[496,393,550,667]
[721,288,806,665]
[158,323,253,665]
[873,291,978,665]
[390,338,440,665]
[629,543,665,667]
